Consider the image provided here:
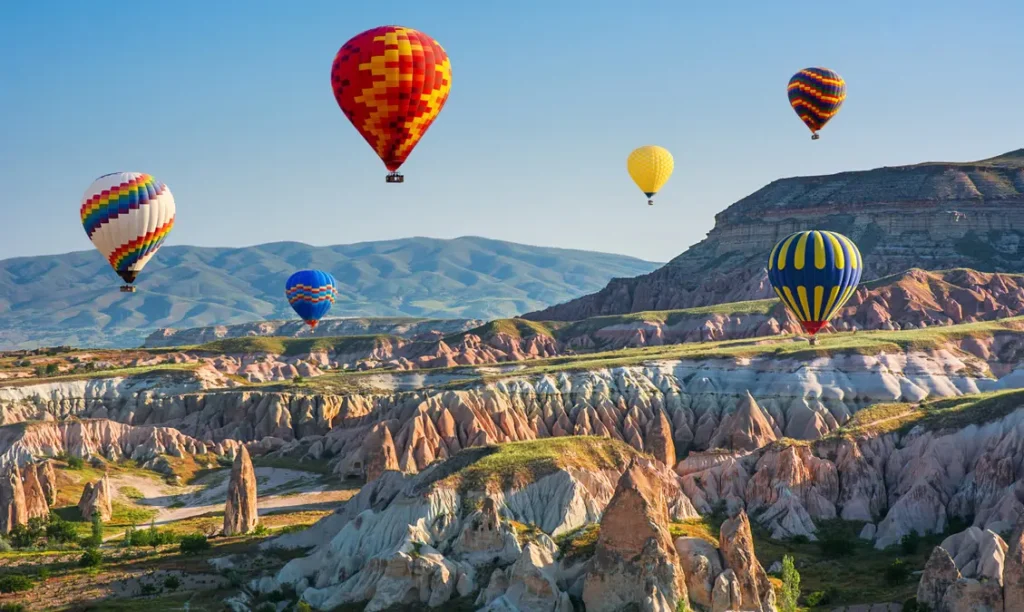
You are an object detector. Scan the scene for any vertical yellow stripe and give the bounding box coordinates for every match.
[797,286,812,321]
[813,286,824,320]
[813,232,826,269]
[777,234,798,270]
[794,232,810,270]
[821,285,841,321]
[782,286,803,319]
[825,232,845,268]
[837,234,858,269]
[831,285,856,318]
[768,242,778,271]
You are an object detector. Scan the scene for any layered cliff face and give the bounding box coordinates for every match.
[526,150,1024,321]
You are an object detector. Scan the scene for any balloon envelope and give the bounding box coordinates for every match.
[80,172,176,285]
[627,146,674,202]
[787,68,846,137]
[330,25,452,173]
[767,230,862,335]
[285,270,338,328]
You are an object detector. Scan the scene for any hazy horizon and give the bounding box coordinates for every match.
[3,0,1022,264]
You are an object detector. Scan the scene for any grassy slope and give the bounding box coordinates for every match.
[186,334,402,356]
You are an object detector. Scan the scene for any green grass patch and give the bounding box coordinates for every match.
[555,299,779,337]
[444,318,558,344]
[189,334,402,357]
[434,437,638,494]
[250,456,333,475]
[119,486,144,500]
[555,524,601,562]
[2,364,200,388]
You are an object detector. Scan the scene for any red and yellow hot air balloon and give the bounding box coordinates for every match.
[330,26,452,183]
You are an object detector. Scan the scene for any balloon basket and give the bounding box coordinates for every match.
[811,133,820,140]
[120,285,137,293]
[648,199,654,206]
[386,173,404,183]
[808,336,819,346]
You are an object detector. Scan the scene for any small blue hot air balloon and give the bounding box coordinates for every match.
[285,270,338,328]
[767,230,862,337]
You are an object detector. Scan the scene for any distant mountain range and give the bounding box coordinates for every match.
[0,236,661,349]
[526,148,1024,321]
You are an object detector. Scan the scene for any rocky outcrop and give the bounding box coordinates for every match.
[78,475,113,521]
[940,579,1003,611]
[36,460,56,506]
[0,464,27,533]
[674,537,723,609]
[708,392,779,452]
[718,510,775,611]
[938,527,1006,583]
[582,459,687,612]
[145,317,484,348]
[918,547,962,609]
[525,150,1024,321]
[223,446,258,536]
[452,498,521,567]
[21,462,49,520]
[1004,518,1024,612]
[479,542,572,612]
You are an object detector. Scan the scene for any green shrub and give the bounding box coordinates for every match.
[903,598,932,612]
[0,575,34,593]
[819,535,856,558]
[804,587,839,606]
[179,534,210,555]
[163,575,181,590]
[789,534,810,544]
[45,363,59,375]
[295,603,312,612]
[0,536,10,552]
[79,548,103,567]
[46,514,78,544]
[900,531,921,555]
[65,456,84,470]
[140,583,159,595]
[885,559,910,585]
[1,603,28,612]
[83,511,104,548]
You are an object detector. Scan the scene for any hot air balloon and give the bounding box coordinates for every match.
[767,230,862,344]
[80,172,176,293]
[787,68,846,140]
[330,25,452,183]
[285,270,338,328]
[627,146,674,205]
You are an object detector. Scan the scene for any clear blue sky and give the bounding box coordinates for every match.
[2,0,1022,263]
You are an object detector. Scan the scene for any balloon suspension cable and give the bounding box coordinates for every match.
[120,285,137,293]
[386,172,405,183]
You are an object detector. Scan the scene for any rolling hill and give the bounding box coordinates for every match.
[0,236,660,349]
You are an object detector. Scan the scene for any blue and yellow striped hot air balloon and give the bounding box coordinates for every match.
[787,68,846,140]
[285,270,338,328]
[767,230,862,336]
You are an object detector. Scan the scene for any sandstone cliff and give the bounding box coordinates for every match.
[526,150,1024,321]
[223,445,258,536]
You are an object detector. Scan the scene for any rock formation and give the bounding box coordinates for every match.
[21,462,49,520]
[223,445,258,536]
[525,150,1024,321]
[0,464,28,533]
[35,460,56,507]
[707,392,779,452]
[718,510,775,611]
[78,475,113,522]
[1003,517,1024,611]
[582,459,687,612]
[917,547,962,609]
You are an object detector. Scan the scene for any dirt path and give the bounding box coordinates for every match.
[103,467,355,541]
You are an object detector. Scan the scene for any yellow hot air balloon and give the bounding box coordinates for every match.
[627,145,674,205]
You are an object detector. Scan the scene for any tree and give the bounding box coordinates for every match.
[780,554,801,612]
[85,511,103,548]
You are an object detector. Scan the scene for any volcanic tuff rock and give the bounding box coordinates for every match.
[36,459,56,506]
[223,445,258,536]
[581,459,688,612]
[144,317,485,348]
[526,150,1024,321]
[0,464,27,533]
[718,510,775,611]
[78,475,112,521]
[21,461,48,520]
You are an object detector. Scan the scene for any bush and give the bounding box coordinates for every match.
[164,575,181,590]
[79,548,103,568]
[65,456,84,470]
[9,517,46,548]
[179,534,210,555]
[140,583,159,595]
[885,559,911,585]
[46,514,78,544]
[0,536,10,552]
[295,603,312,612]
[900,531,921,555]
[83,511,104,548]
[292,375,305,384]
[253,523,270,536]
[1,604,28,612]
[780,555,800,612]
[903,598,932,612]
[804,587,839,606]
[789,534,810,544]
[819,535,856,558]
[0,575,34,593]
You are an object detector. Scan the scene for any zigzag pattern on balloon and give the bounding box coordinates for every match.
[331,26,452,172]
[109,218,175,271]
[286,286,337,304]
[787,68,846,131]
[80,175,165,238]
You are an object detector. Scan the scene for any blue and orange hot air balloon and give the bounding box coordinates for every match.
[767,230,862,338]
[285,270,338,328]
[787,68,846,140]
[330,25,452,183]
